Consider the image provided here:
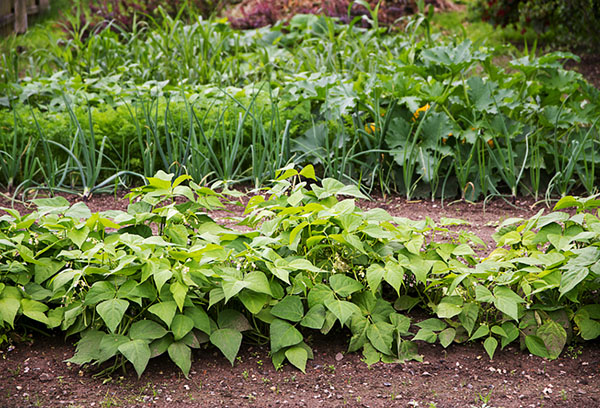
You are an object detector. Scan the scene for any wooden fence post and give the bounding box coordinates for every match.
[14,0,28,34]
[39,0,50,12]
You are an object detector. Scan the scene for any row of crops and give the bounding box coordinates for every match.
[1,169,599,376]
[1,8,599,200]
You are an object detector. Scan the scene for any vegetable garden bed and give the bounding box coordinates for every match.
[0,178,599,407]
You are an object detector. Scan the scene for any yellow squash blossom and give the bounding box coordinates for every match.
[412,103,430,121]
[365,123,377,134]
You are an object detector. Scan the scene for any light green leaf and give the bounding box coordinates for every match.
[184,307,212,335]
[170,281,188,312]
[559,267,588,297]
[366,264,384,293]
[438,328,456,348]
[416,318,447,331]
[323,298,360,326]
[475,286,494,303]
[84,281,116,306]
[244,271,273,296]
[366,321,394,355]
[210,328,242,366]
[217,309,252,332]
[525,335,549,359]
[238,290,270,314]
[20,299,49,325]
[118,340,151,378]
[129,320,168,340]
[329,275,363,297]
[271,296,304,322]
[285,345,308,373]
[148,301,177,327]
[171,314,194,341]
[96,299,129,333]
[270,318,303,353]
[483,337,498,360]
[436,296,463,319]
[301,304,326,329]
[168,341,191,377]
[536,320,566,359]
[459,303,479,336]
[470,324,489,341]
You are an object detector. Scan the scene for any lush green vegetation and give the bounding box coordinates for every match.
[1,4,599,200]
[1,169,599,376]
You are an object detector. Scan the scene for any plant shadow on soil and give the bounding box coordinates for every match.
[0,192,598,408]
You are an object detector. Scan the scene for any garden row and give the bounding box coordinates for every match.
[1,10,599,200]
[0,168,599,377]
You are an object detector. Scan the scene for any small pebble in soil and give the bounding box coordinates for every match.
[383,382,391,387]
[39,373,53,382]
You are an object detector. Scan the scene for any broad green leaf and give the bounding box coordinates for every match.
[301,304,326,329]
[222,278,248,303]
[307,284,334,308]
[366,264,384,293]
[459,303,479,336]
[576,318,600,340]
[210,328,242,366]
[184,307,212,335]
[397,340,423,363]
[270,318,303,353]
[271,296,304,322]
[34,259,65,284]
[96,299,129,333]
[394,295,420,312]
[383,261,404,295]
[493,286,523,321]
[84,281,116,306]
[500,322,520,348]
[217,309,252,332]
[470,324,489,341]
[323,298,360,326]
[118,340,151,378]
[329,275,363,297]
[299,164,316,180]
[362,343,381,366]
[170,281,188,312]
[536,320,566,359]
[436,296,463,319]
[98,334,129,364]
[171,314,194,341]
[148,301,177,327]
[150,335,173,358]
[129,320,168,340]
[20,299,49,324]
[238,290,270,314]
[438,328,456,348]
[389,313,411,337]
[67,330,103,364]
[524,335,549,359]
[285,345,308,373]
[366,321,394,355]
[475,286,494,303]
[244,271,273,296]
[483,337,498,360]
[559,267,588,297]
[348,315,369,353]
[412,329,437,343]
[416,318,447,331]
[168,341,191,377]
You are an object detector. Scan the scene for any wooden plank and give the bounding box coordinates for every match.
[26,4,38,14]
[26,0,35,7]
[39,0,49,11]
[14,0,28,33]
[0,0,12,15]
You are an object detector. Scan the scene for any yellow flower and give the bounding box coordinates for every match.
[487,139,494,148]
[365,123,377,134]
[412,103,431,121]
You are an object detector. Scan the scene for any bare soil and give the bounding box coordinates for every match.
[1,192,599,408]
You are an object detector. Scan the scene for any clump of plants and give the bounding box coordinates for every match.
[1,167,599,377]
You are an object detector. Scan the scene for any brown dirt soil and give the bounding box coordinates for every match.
[1,192,599,408]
